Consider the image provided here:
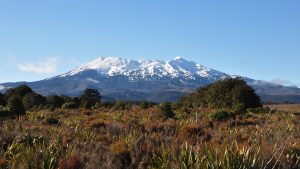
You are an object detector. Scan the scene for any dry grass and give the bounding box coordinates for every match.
[0,106,299,168]
[265,104,300,113]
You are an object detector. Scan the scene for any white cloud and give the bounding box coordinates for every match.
[17,57,59,74]
[0,85,5,90]
[271,79,297,87]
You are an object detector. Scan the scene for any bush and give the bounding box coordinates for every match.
[140,101,150,109]
[0,106,10,117]
[208,109,232,121]
[80,88,101,109]
[171,102,180,110]
[46,117,59,125]
[0,93,7,106]
[5,84,33,98]
[113,100,126,110]
[159,102,175,119]
[185,78,261,112]
[7,96,26,116]
[62,102,78,109]
[22,93,46,110]
[46,95,65,108]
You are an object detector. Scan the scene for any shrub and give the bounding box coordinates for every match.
[185,78,261,111]
[22,93,46,110]
[113,100,126,110]
[171,102,180,110]
[0,156,7,168]
[5,84,33,98]
[62,102,78,109]
[0,106,10,117]
[58,155,82,169]
[140,101,150,109]
[47,95,65,108]
[110,140,131,169]
[7,96,26,116]
[46,117,59,125]
[79,88,101,109]
[0,93,7,106]
[125,102,132,110]
[159,102,174,119]
[208,109,232,121]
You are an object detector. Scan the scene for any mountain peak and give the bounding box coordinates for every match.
[173,56,183,60]
[60,56,228,80]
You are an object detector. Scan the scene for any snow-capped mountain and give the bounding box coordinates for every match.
[60,56,228,81]
[1,57,300,103]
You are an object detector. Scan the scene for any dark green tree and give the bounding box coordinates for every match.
[140,100,149,109]
[46,95,65,108]
[80,88,101,109]
[8,96,26,116]
[185,78,261,112]
[22,93,46,110]
[0,93,7,106]
[159,102,175,118]
[5,84,33,99]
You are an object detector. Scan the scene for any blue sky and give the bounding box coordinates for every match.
[0,0,299,87]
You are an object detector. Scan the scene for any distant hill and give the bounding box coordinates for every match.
[1,57,300,103]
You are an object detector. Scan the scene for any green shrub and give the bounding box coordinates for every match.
[0,93,7,106]
[61,102,78,109]
[46,117,59,125]
[80,88,101,109]
[7,96,26,116]
[171,102,180,110]
[5,84,33,98]
[159,102,175,119]
[184,78,261,111]
[0,106,10,117]
[140,101,150,109]
[22,93,46,110]
[46,95,65,108]
[208,109,232,121]
[113,100,126,110]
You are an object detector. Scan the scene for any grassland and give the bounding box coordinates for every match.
[0,105,299,169]
[265,104,300,113]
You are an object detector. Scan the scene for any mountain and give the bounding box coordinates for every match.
[1,56,300,103]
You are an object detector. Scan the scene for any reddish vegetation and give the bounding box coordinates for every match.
[58,156,82,169]
[0,105,299,168]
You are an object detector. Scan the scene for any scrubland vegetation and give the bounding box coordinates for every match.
[0,78,299,169]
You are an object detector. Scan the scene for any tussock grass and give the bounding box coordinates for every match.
[0,105,299,168]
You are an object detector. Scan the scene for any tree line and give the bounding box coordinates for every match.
[0,85,102,117]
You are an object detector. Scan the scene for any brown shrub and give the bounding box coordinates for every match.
[110,140,131,169]
[144,120,177,135]
[58,155,82,169]
[84,117,107,130]
[178,124,206,145]
[0,156,7,168]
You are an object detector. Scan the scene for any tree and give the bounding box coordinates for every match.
[0,93,7,106]
[46,95,65,108]
[5,84,33,99]
[185,78,261,112]
[140,100,149,109]
[232,84,261,112]
[80,89,101,109]
[22,93,46,110]
[159,102,175,118]
[7,96,26,116]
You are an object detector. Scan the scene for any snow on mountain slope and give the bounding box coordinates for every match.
[1,56,300,103]
[61,56,228,80]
